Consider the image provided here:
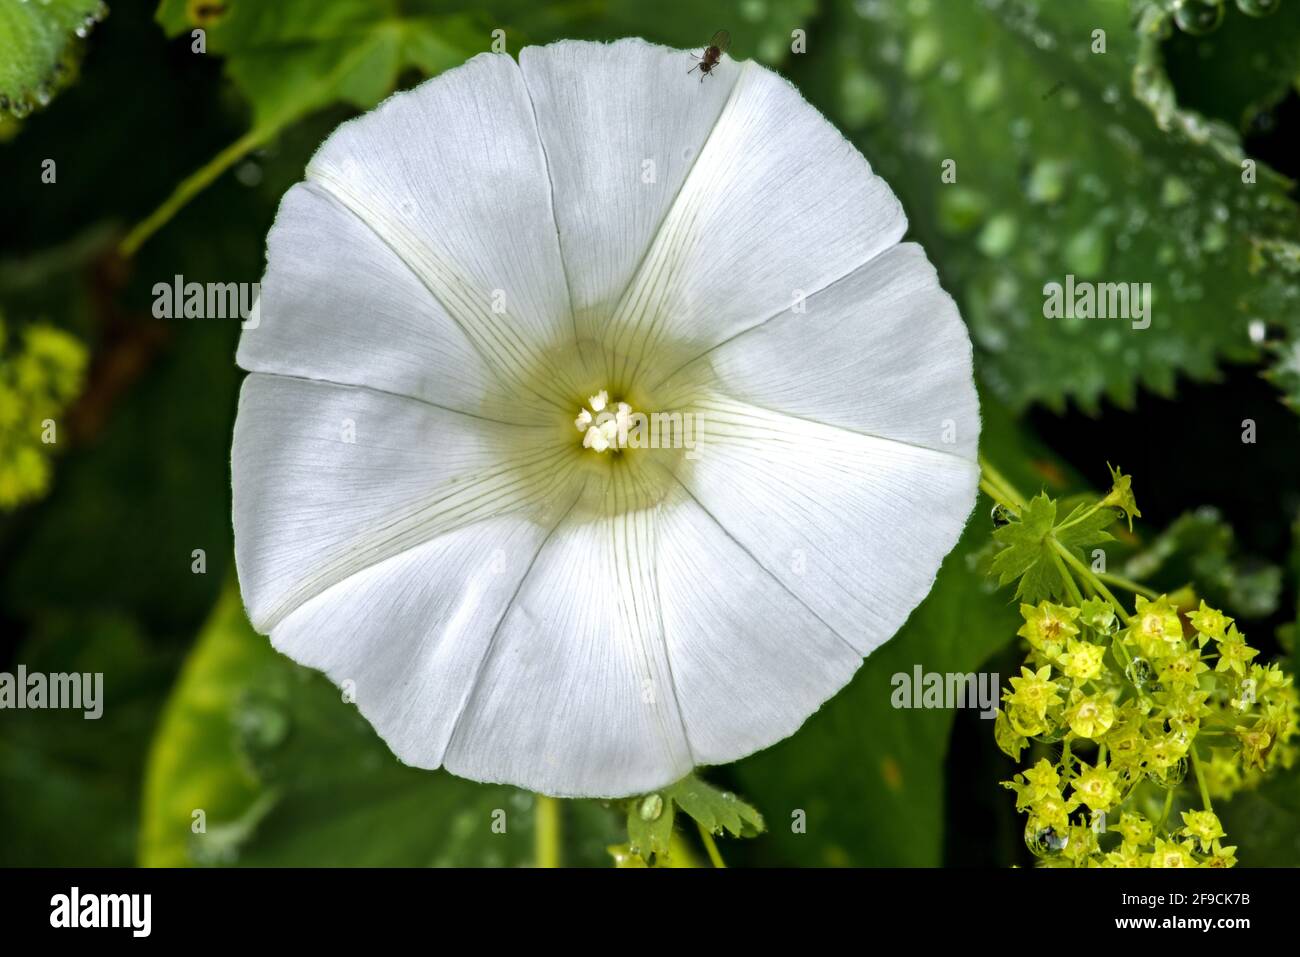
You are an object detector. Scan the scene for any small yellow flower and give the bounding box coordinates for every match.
[1017,602,1080,658]
[1114,811,1153,847]
[1158,648,1209,688]
[1179,810,1225,852]
[1187,600,1231,642]
[1104,709,1146,771]
[1060,638,1106,681]
[1235,722,1274,770]
[1144,729,1191,775]
[1065,691,1115,739]
[1150,837,1197,868]
[1005,665,1062,722]
[1078,596,1116,634]
[1026,793,1073,834]
[994,709,1028,760]
[1215,625,1258,675]
[1105,843,1148,867]
[1071,761,1120,812]
[1022,758,1060,795]
[1101,463,1140,530]
[1205,839,1237,869]
[1129,595,1184,659]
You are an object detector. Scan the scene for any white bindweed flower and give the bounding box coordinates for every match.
[232,39,980,798]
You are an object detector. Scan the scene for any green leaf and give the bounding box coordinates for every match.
[0,0,105,119]
[155,0,484,130]
[1160,0,1300,133]
[626,793,675,861]
[0,616,177,866]
[666,774,764,838]
[1054,504,1117,552]
[126,0,487,255]
[989,493,1063,603]
[140,582,621,866]
[622,774,763,865]
[794,0,1300,413]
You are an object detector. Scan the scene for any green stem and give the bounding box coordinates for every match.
[978,455,1138,626]
[1052,540,1133,625]
[1050,548,1085,605]
[978,460,1027,516]
[1157,786,1175,833]
[535,794,561,868]
[664,831,704,868]
[696,821,727,868]
[119,124,274,258]
[1189,748,1214,812]
[1096,571,1158,599]
[119,32,390,258]
[1053,499,1107,534]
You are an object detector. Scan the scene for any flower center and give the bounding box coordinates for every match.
[574,389,634,453]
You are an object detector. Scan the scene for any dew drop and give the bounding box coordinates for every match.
[1174,0,1226,35]
[235,161,263,187]
[1235,0,1280,16]
[1126,656,1155,688]
[1025,823,1069,858]
[1150,756,1189,788]
[638,793,664,821]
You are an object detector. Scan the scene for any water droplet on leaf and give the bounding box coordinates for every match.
[1174,0,1226,35]
[1236,0,1280,16]
[638,793,664,821]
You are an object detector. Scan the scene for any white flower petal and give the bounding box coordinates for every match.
[679,398,978,654]
[303,53,580,404]
[443,494,694,797]
[232,373,573,632]
[238,182,529,419]
[522,41,905,373]
[519,38,743,325]
[232,40,981,799]
[268,515,556,770]
[663,243,980,459]
[656,492,863,765]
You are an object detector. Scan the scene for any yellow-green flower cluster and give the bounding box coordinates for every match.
[997,593,1298,868]
[0,313,86,509]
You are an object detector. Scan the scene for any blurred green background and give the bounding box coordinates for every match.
[2,0,1299,867]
